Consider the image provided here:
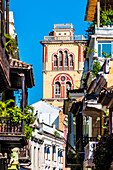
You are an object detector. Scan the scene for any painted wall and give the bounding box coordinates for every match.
[32,101,62,129]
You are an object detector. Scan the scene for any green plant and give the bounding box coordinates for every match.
[102,51,111,58]
[85,9,113,38]
[5,34,19,59]
[91,61,102,76]
[0,99,14,117]
[0,100,35,140]
[54,130,60,137]
[93,133,113,170]
[24,106,36,139]
[93,111,111,169]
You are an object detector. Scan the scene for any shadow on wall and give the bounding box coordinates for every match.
[53,116,59,129]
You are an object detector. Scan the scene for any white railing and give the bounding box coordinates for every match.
[54,23,73,29]
[84,141,98,167]
[44,35,85,41]
[95,25,113,35]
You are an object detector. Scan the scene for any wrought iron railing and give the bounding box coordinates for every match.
[0,117,24,134]
[83,136,98,148]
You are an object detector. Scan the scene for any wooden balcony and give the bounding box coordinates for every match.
[0,117,26,149]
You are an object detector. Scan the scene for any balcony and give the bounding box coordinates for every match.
[0,117,26,149]
[44,35,85,41]
[84,141,98,168]
[95,25,113,36]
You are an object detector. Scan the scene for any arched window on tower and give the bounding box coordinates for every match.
[59,51,63,71]
[54,55,57,71]
[66,82,71,97]
[64,51,68,70]
[55,82,61,98]
[70,54,73,70]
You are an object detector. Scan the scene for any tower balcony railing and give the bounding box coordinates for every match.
[44,35,85,41]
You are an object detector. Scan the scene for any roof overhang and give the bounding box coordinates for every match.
[85,0,97,21]
[85,0,113,21]
[98,86,113,108]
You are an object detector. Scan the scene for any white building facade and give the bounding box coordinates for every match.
[30,123,64,170]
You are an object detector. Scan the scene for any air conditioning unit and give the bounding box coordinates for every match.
[105,58,110,74]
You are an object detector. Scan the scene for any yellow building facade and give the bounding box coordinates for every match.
[40,24,87,108]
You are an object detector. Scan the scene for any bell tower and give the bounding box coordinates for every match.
[40,24,87,108]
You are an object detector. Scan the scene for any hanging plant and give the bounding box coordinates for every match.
[5,34,19,59]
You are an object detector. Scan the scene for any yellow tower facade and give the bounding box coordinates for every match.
[40,24,87,108]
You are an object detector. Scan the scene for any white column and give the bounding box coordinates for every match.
[97,0,100,27]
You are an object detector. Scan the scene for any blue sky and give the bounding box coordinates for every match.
[9,0,88,105]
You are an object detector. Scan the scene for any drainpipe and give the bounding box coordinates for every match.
[6,0,9,34]
[97,0,100,28]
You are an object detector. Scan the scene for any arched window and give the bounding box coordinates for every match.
[64,51,68,70]
[70,54,73,70]
[54,55,57,70]
[66,82,71,97]
[59,51,63,71]
[55,82,61,98]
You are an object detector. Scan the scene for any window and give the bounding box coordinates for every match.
[59,51,63,70]
[98,41,113,58]
[66,82,71,97]
[47,147,50,160]
[54,55,57,70]
[52,145,56,161]
[44,146,47,159]
[70,54,73,70]
[58,150,63,163]
[52,49,74,71]
[55,82,61,98]
[64,51,68,70]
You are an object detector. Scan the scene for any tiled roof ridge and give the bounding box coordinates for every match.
[9,58,33,68]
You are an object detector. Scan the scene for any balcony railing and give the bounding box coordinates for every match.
[83,136,98,148]
[44,35,85,41]
[84,141,98,168]
[0,117,24,134]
